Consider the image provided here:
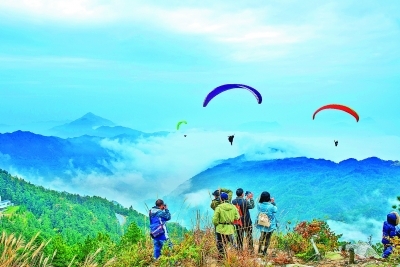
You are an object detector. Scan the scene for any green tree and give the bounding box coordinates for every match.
[51,234,73,267]
[78,233,115,265]
[119,222,144,248]
[391,196,400,212]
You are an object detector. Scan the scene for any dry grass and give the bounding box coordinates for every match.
[2,210,395,267]
[0,231,54,267]
[0,231,118,267]
[78,248,116,267]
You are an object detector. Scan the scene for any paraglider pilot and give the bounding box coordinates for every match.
[228,135,234,145]
[334,140,338,147]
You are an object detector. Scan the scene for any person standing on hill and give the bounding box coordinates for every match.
[256,191,278,256]
[149,199,171,260]
[210,188,233,210]
[231,188,255,252]
[212,192,240,260]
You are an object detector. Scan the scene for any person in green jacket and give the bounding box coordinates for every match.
[210,188,233,210]
[212,192,240,260]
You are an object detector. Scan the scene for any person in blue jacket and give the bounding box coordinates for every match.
[256,191,278,256]
[149,199,171,260]
[382,211,400,258]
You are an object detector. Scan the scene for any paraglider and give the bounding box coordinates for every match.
[312,104,359,122]
[228,135,234,145]
[176,120,187,137]
[203,84,262,107]
[176,120,187,130]
[334,140,338,147]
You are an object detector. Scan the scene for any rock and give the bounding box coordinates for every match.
[345,242,381,259]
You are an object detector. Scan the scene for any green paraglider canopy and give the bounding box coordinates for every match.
[176,120,187,130]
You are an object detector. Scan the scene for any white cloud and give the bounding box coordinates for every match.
[94,130,400,210]
[327,217,382,244]
[2,1,397,63]
[0,0,115,24]
[183,189,211,208]
[135,6,309,45]
[0,1,314,61]
[8,129,400,216]
[99,132,241,193]
[66,131,400,203]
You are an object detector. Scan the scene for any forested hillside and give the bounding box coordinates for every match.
[0,169,186,266]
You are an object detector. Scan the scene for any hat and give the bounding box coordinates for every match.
[220,192,229,200]
[212,190,220,197]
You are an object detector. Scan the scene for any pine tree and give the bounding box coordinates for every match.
[51,234,72,267]
[119,222,144,248]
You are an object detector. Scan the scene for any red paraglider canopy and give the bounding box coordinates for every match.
[312,104,359,122]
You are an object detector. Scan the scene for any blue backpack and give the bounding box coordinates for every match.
[149,210,165,239]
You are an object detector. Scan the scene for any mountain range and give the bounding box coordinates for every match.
[48,112,168,138]
[0,113,169,180]
[163,155,399,241]
[1,112,398,243]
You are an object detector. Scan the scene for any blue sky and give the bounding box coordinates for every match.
[1,1,399,241]
[0,0,399,132]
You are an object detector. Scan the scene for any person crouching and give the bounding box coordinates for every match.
[382,211,400,258]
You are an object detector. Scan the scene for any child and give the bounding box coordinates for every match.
[382,211,400,258]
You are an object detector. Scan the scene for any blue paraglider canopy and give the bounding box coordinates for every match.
[203,84,262,107]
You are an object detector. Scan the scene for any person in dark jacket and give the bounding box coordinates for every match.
[231,188,255,252]
[149,199,171,260]
[382,211,400,258]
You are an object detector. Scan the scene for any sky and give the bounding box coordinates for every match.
[1,1,400,243]
[0,0,399,132]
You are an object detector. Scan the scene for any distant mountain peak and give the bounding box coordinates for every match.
[75,112,115,125]
[51,112,116,128]
[81,112,97,118]
[49,113,116,137]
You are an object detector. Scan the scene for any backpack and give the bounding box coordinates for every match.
[232,201,243,227]
[149,211,165,239]
[257,212,270,227]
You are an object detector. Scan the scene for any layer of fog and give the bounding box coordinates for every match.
[7,127,399,244]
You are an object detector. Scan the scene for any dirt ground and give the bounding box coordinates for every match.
[206,245,391,267]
